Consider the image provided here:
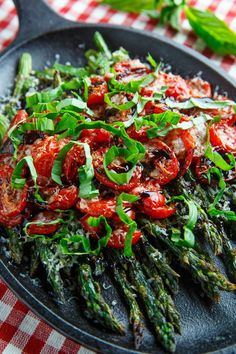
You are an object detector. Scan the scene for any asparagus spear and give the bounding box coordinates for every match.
[113,252,176,353]
[140,236,180,294]
[141,260,181,334]
[6,227,23,264]
[77,263,124,335]
[13,53,32,97]
[36,239,65,301]
[142,219,236,302]
[112,266,144,349]
[29,244,40,277]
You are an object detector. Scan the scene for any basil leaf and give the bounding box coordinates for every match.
[205,145,235,171]
[26,86,63,108]
[0,113,9,145]
[103,146,137,185]
[207,167,236,221]
[116,193,139,256]
[185,7,236,56]
[109,74,154,93]
[100,0,156,13]
[53,63,88,77]
[11,155,45,202]
[60,216,112,255]
[165,97,235,110]
[104,91,139,110]
[171,195,198,247]
[51,141,99,199]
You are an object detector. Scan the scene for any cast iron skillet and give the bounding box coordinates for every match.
[0,1,236,353]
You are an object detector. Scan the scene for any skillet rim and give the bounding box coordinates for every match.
[0,23,235,354]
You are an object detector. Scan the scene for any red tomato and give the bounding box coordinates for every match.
[164,128,195,177]
[210,116,236,153]
[126,125,149,143]
[87,76,108,107]
[141,72,190,100]
[47,185,78,210]
[62,144,85,184]
[142,102,167,115]
[30,136,69,186]
[3,110,28,145]
[107,225,141,249]
[80,128,112,145]
[114,59,150,83]
[143,139,179,185]
[27,211,61,235]
[0,214,23,228]
[143,204,176,219]
[0,165,28,219]
[93,147,142,191]
[76,197,116,218]
[131,178,165,212]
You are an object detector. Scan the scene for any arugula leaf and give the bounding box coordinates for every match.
[185,7,236,56]
[165,97,235,110]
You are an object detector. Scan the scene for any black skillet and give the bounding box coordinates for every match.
[0,1,236,353]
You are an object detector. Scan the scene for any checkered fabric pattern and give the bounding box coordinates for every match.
[0,0,235,353]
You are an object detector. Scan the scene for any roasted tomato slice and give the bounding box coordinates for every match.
[87,76,108,107]
[114,59,150,83]
[30,135,69,186]
[210,116,236,153]
[142,139,179,185]
[195,150,236,183]
[80,214,142,249]
[3,110,28,145]
[27,211,61,235]
[62,144,85,184]
[141,72,190,100]
[0,165,28,219]
[0,214,23,228]
[76,197,116,218]
[80,128,112,146]
[126,125,149,143]
[131,179,175,218]
[45,185,78,210]
[164,128,195,177]
[107,225,142,249]
[93,147,142,191]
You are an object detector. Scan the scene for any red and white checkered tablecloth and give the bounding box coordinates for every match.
[0,0,235,353]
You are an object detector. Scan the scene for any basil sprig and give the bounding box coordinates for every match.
[185,7,236,56]
[104,91,139,110]
[116,193,139,256]
[51,141,99,199]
